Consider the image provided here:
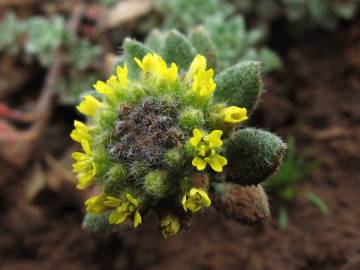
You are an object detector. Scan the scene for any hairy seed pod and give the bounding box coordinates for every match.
[213,183,270,225]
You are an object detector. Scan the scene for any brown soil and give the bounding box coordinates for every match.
[1,19,360,270]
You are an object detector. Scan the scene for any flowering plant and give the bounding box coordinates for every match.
[72,33,286,238]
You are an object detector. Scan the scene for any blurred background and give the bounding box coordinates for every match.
[0,0,359,269]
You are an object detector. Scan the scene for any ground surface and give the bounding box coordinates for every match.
[0,17,359,270]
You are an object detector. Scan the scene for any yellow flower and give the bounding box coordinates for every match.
[161,62,178,82]
[192,68,216,97]
[186,54,206,81]
[181,188,211,212]
[85,194,108,214]
[189,128,203,147]
[220,106,248,124]
[70,120,91,143]
[135,53,178,83]
[106,193,142,228]
[189,129,227,172]
[204,129,223,148]
[72,139,96,189]
[93,64,128,101]
[116,64,129,87]
[160,215,180,239]
[135,53,159,74]
[186,54,216,97]
[76,95,101,117]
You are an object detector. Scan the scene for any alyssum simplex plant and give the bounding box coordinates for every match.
[71,31,286,239]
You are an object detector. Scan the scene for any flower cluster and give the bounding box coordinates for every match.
[71,53,248,238]
[190,129,227,172]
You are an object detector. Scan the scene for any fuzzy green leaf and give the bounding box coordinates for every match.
[144,29,164,53]
[259,47,282,73]
[215,61,262,113]
[225,128,287,186]
[162,30,196,71]
[189,26,218,70]
[122,38,152,79]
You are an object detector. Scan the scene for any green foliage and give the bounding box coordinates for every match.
[152,0,281,72]
[284,0,359,29]
[264,137,328,229]
[25,16,65,66]
[0,13,25,55]
[305,191,329,214]
[57,73,98,105]
[204,16,281,71]
[0,12,101,105]
[68,39,101,71]
[154,0,234,30]
[278,207,288,230]
[231,0,359,31]
[264,137,320,196]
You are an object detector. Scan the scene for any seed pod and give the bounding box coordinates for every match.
[213,183,270,225]
[144,170,170,198]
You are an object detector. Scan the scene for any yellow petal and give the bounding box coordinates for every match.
[104,196,122,207]
[85,194,101,206]
[186,54,207,81]
[190,128,203,147]
[181,194,188,211]
[74,120,87,129]
[106,75,121,92]
[192,156,207,171]
[164,63,178,82]
[186,202,201,212]
[205,130,223,149]
[206,154,227,173]
[135,53,161,74]
[109,209,128,225]
[193,69,216,97]
[80,139,92,155]
[70,120,90,143]
[76,174,93,189]
[70,129,88,143]
[85,194,107,214]
[126,193,139,207]
[76,95,101,117]
[189,187,199,196]
[93,80,111,96]
[197,190,211,207]
[116,64,129,86]
[222,106,248,124]
[133,210,142,228]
